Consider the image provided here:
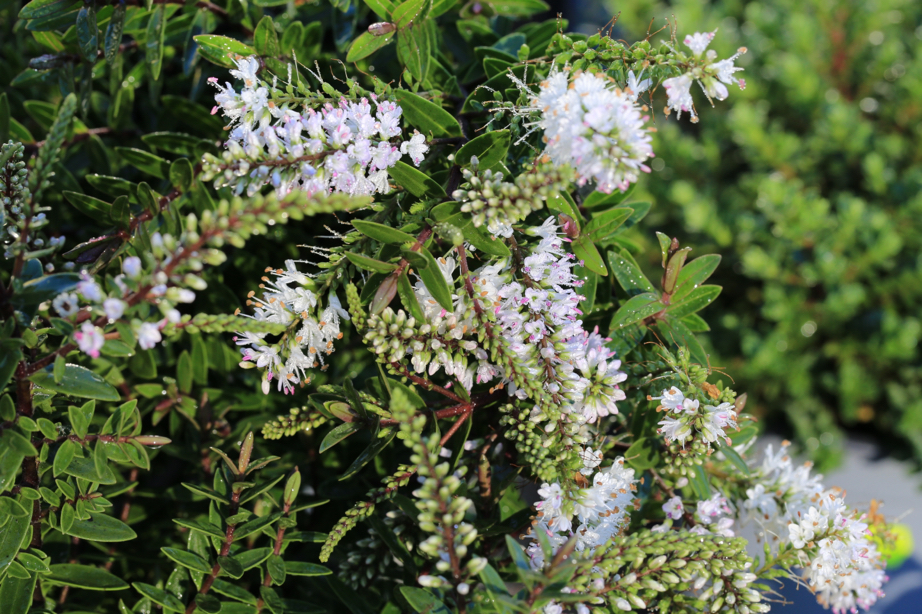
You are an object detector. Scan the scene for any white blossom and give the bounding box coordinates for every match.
[74,322,104,358]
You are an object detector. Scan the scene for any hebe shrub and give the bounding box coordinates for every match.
[614,0,922,468]
[0,0,897,613]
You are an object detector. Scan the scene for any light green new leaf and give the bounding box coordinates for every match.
[346,31,394,62]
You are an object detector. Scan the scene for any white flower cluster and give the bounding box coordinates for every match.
[656,492,736,538]
[204,57,427,198]
[526,455,637,570]
[236,260,349,395]
[652,386,738,446]
[403,217,627,424]
[52,257,173,358]
[534,70,654,194]
[741,442,887,613]
[663,30,747,122]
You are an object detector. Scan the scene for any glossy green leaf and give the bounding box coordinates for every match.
[115,147,169,179]
[456,130,510,169]
[344,252,398,274]
[347,31,394,62]
[388,160,445,198]
[0,501,30,577]
[397,24,431,82]
[104,3,125,65]
[352,220,416,244]
[394,90,462,137]
[340,427,396,480]
[161,548,212,574]
[0,571,36,614]
[667,285,721,320]
[173,518,226,539]
[319,422,361,453]
[607,248,655,296]
[63,191,113,224]
[194,35,256,68]
[31,364,120,401]
[12,273,80,309]
[571,235,607,276]
[673,255,721,301]
[584,207,633,241]
[170,158,194,192]
[75,5,97,63]
[45,564,129,590]
[19,0,78,18]
[417,246,453,310]
[142,132,206,157]
[392,0,429,28]
[65,513,137,542]
[146,6,165,80]
[610,292,662,329]
[53,439,77,477]
[84,174,137,198]
[625,437,660,470]
[400,587,450,614]
[132,582,185,612]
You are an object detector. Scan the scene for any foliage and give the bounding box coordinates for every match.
[0,0,895,613]
[612,0,922,469]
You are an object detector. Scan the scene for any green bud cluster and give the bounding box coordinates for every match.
[261,406,327,440]
[344,283,366,331]
[162,312,288,337]
[571,529,763,613]
[498,403,559,482]
[319,464,416,563]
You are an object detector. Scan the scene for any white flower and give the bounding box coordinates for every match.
[534,69,653,193]
[683,31,716,57]
[74,322,104,358]
[663,496,684,520]
[102,298,126,320]
[663,74,696,121]
[52,292,80,317]
[76,278,102,302]
[122,256,142,278]
[625,70,651,102]
[399,131,429,166]
[135,322,162,350]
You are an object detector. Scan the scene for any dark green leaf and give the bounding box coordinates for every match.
[267,554,285,585]
[584,207,633,241]
[142,132,207,156]
[325,574,374,614]
[63,191,114,224]
[173,519,226,539]
[344,252,398,274]
[218,555,244,579]
[607,248,655,296]
[84,174,136,199]
[284,561,332,576]
[456,130,510,169]
[417,246,453,311]
[689,465,712,499]
[367,512,417,575]
[12,273,80,309]
[389,161,445,198]
[146,6,165,80]
[571,235,606,276]
[340,427,395,480]
[195,593,222,614]
[400,587,450,614]
[394,90,462,137]
[625,437,660,470]
[132,582,185,612]
[319,422,361,453]
[45,564,129,590]
[610,292,662,329]
[19,0,79,19]
[393,0,429,28]
[721,445,750,476]
[0,571,36,614]
[352,219,415,244]
[0,501,30,577]
[170,158,194,192]
[104,3,125,65]
[181,483,231,505]
[76,5,97,63]
[115,147,169,179]
[53,440,78,477]
[253,16,280,57]
[161,548,212,574]
[66,513,137,542]
[666,285,721,320]
[397,272,425,321]
[31,364,120,402]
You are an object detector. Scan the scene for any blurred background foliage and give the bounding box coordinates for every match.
[574,0,922,470]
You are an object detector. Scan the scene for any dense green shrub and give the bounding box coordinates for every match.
[612,0,922,468]
[0,0,898,613]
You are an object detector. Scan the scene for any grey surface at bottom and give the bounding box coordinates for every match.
[758,436,922,613]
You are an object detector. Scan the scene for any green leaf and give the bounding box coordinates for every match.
[673,254,721,301]
[688,465,712,499]
[340,427,396,480]
[346,31,394,62]
[141,132,206,157]
[721,445,750,475]
[62,191,114,223]
[0,500,30,577]
[115,147,169,179]
[394,90,462,138]
[146,6,165,80]
[104,3,125,65]
[655,318,708,368]
[76,5,97,63]
[625,437,660,471]
[194,35,256,68]
[31,364,120,402]
[607,248,655,295]
[253,16,280,57]
[680,313,710,333]
[325,574,374,614]
[266,554,285,585]
[170,158,194,192]
[181,483,231,505]
[161,548,212,574]
[319,422,361,453]
[53,440,78,477]
[285,561,332,576]
[110,196,130,229]
[211,578,257,604]
[610,292,662,329]
[389,161,445,198]
[417,247,453,310]
[352,219,416,245]
[0,571,36,614]
[62,455,116,484]
[2,430,36,457]
[0,94,9,144]
[69,400,94,439]
[234,513,282,541]
[195,594,223,614]
[66,513,137,542]
[19,0,79,18]
[398,24,431,82]
[45,564,129,590]
[218,555,244,579]
[456,130,510,169]
[12,273,80,309]
[173,518,226,539]
[400,587,450,614]
[392,0,430,28]
[584,207,633,241]
[571,235,606,276]
[235,547,272,571]
[84,174,137,198]
[132,582,185,612]
[490,0,549,16]
[365,0,397,19]
[344,252,398,274]
[666,285,721,320]
[397,271,425,321]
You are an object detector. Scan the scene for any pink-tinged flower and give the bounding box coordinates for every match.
[74,322,105,358]
[663,496,684,520]
[135,322,162,350]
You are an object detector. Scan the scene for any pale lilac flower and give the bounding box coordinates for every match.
[102,298,126,320]
[663,496,684,520]
[122,256,142,278]
[135,322,162,350]
[74,322,105,358]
